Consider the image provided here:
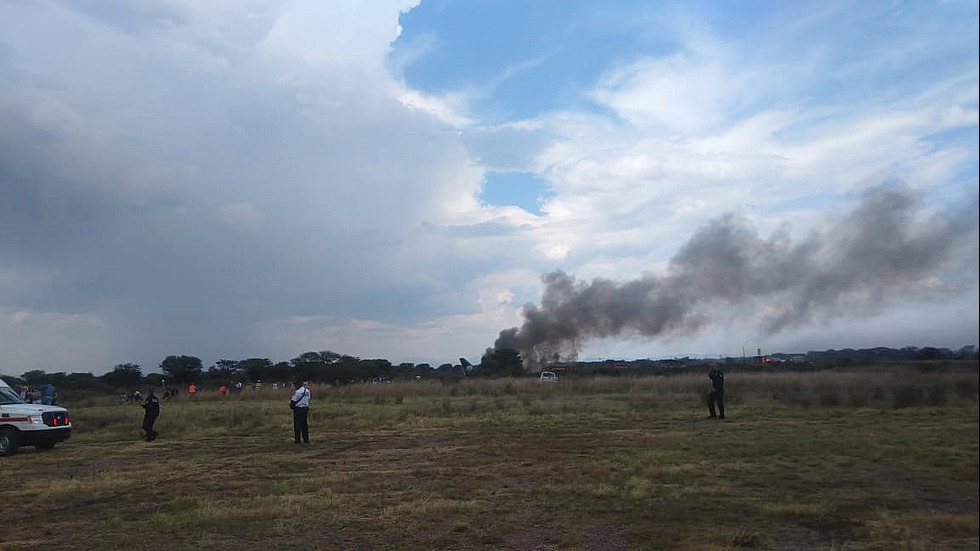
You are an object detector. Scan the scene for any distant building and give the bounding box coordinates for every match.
[545,362,576,373]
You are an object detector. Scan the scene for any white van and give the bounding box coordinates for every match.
[0,377,72,456]
[539,371,558,382]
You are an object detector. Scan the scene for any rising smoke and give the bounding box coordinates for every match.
[493,186,979,367]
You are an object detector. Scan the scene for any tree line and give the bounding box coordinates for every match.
[2,348,525,393]
[6,344,973,395]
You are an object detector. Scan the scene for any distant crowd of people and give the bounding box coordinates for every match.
[120,380,283,404]
[15,383,57,405]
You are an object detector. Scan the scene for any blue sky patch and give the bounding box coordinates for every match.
[481,171,553,215]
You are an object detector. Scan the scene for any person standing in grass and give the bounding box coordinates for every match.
[290,381,311,444]
[707,363,725,419]
[141,389,160,441]
[40,383,56,405]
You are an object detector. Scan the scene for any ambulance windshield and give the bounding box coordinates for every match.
[0,385,25,405]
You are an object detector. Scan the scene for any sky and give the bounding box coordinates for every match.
[1,0,977,376]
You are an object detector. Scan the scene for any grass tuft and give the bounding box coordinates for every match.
[729,528,761,547]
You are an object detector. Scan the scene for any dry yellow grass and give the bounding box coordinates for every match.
[1,367,976,550]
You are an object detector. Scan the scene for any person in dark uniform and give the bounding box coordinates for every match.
[707,364,725,419]
[141,389,160,441]
[290,381,311,444]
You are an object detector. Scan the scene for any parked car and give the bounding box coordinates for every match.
[539,371,558,382]
[0,378,72,456]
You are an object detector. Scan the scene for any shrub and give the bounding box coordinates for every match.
[819,392,842,407]
[848,387,872,408]
[892,385,923,409]
[925,385,947,406]
[954,379,976,401]
[729,529,760,547]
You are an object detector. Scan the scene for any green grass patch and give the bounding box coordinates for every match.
[1,369,977,550]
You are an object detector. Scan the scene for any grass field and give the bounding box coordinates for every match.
[2,367,977,550]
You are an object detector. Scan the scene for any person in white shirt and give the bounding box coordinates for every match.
[290,381,311,444]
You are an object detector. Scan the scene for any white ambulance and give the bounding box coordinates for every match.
[0,377,72,456]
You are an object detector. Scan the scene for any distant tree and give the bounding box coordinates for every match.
[292,351,341,367]
[268,361,293,382]
[241,358,273,382]
[394,362,415,379]
[208,359,242,379]
[357,359,392,381]
[21,370,47,385]
[332,355,362,383]
[145,373,167,388]
[292,351,324,365]
[65,372,98,389]
[160,355,203,384]
[477,348,525,377]
[433,363,464,381]
[914,347,944,360]
[45,372,69,387]
[411,363,432,379]
[291,352,327,383]
[290,351,364,383]
[101,363,142,389]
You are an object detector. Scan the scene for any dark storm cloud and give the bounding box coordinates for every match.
[495,186,979,366]
[0,1,492,371]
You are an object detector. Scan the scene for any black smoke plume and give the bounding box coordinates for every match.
[494,186,979,368]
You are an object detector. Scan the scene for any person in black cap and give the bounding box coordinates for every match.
[707,363,725,419]
[141,389,160,441]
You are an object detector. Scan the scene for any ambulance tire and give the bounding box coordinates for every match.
[0,428,19,457]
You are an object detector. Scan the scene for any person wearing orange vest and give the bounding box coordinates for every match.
[187,383,197,396]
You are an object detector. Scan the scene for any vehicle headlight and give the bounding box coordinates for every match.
[27,414,44,425]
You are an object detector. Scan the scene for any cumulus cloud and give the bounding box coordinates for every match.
[0,0,503,371]
[0,1,976,375]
